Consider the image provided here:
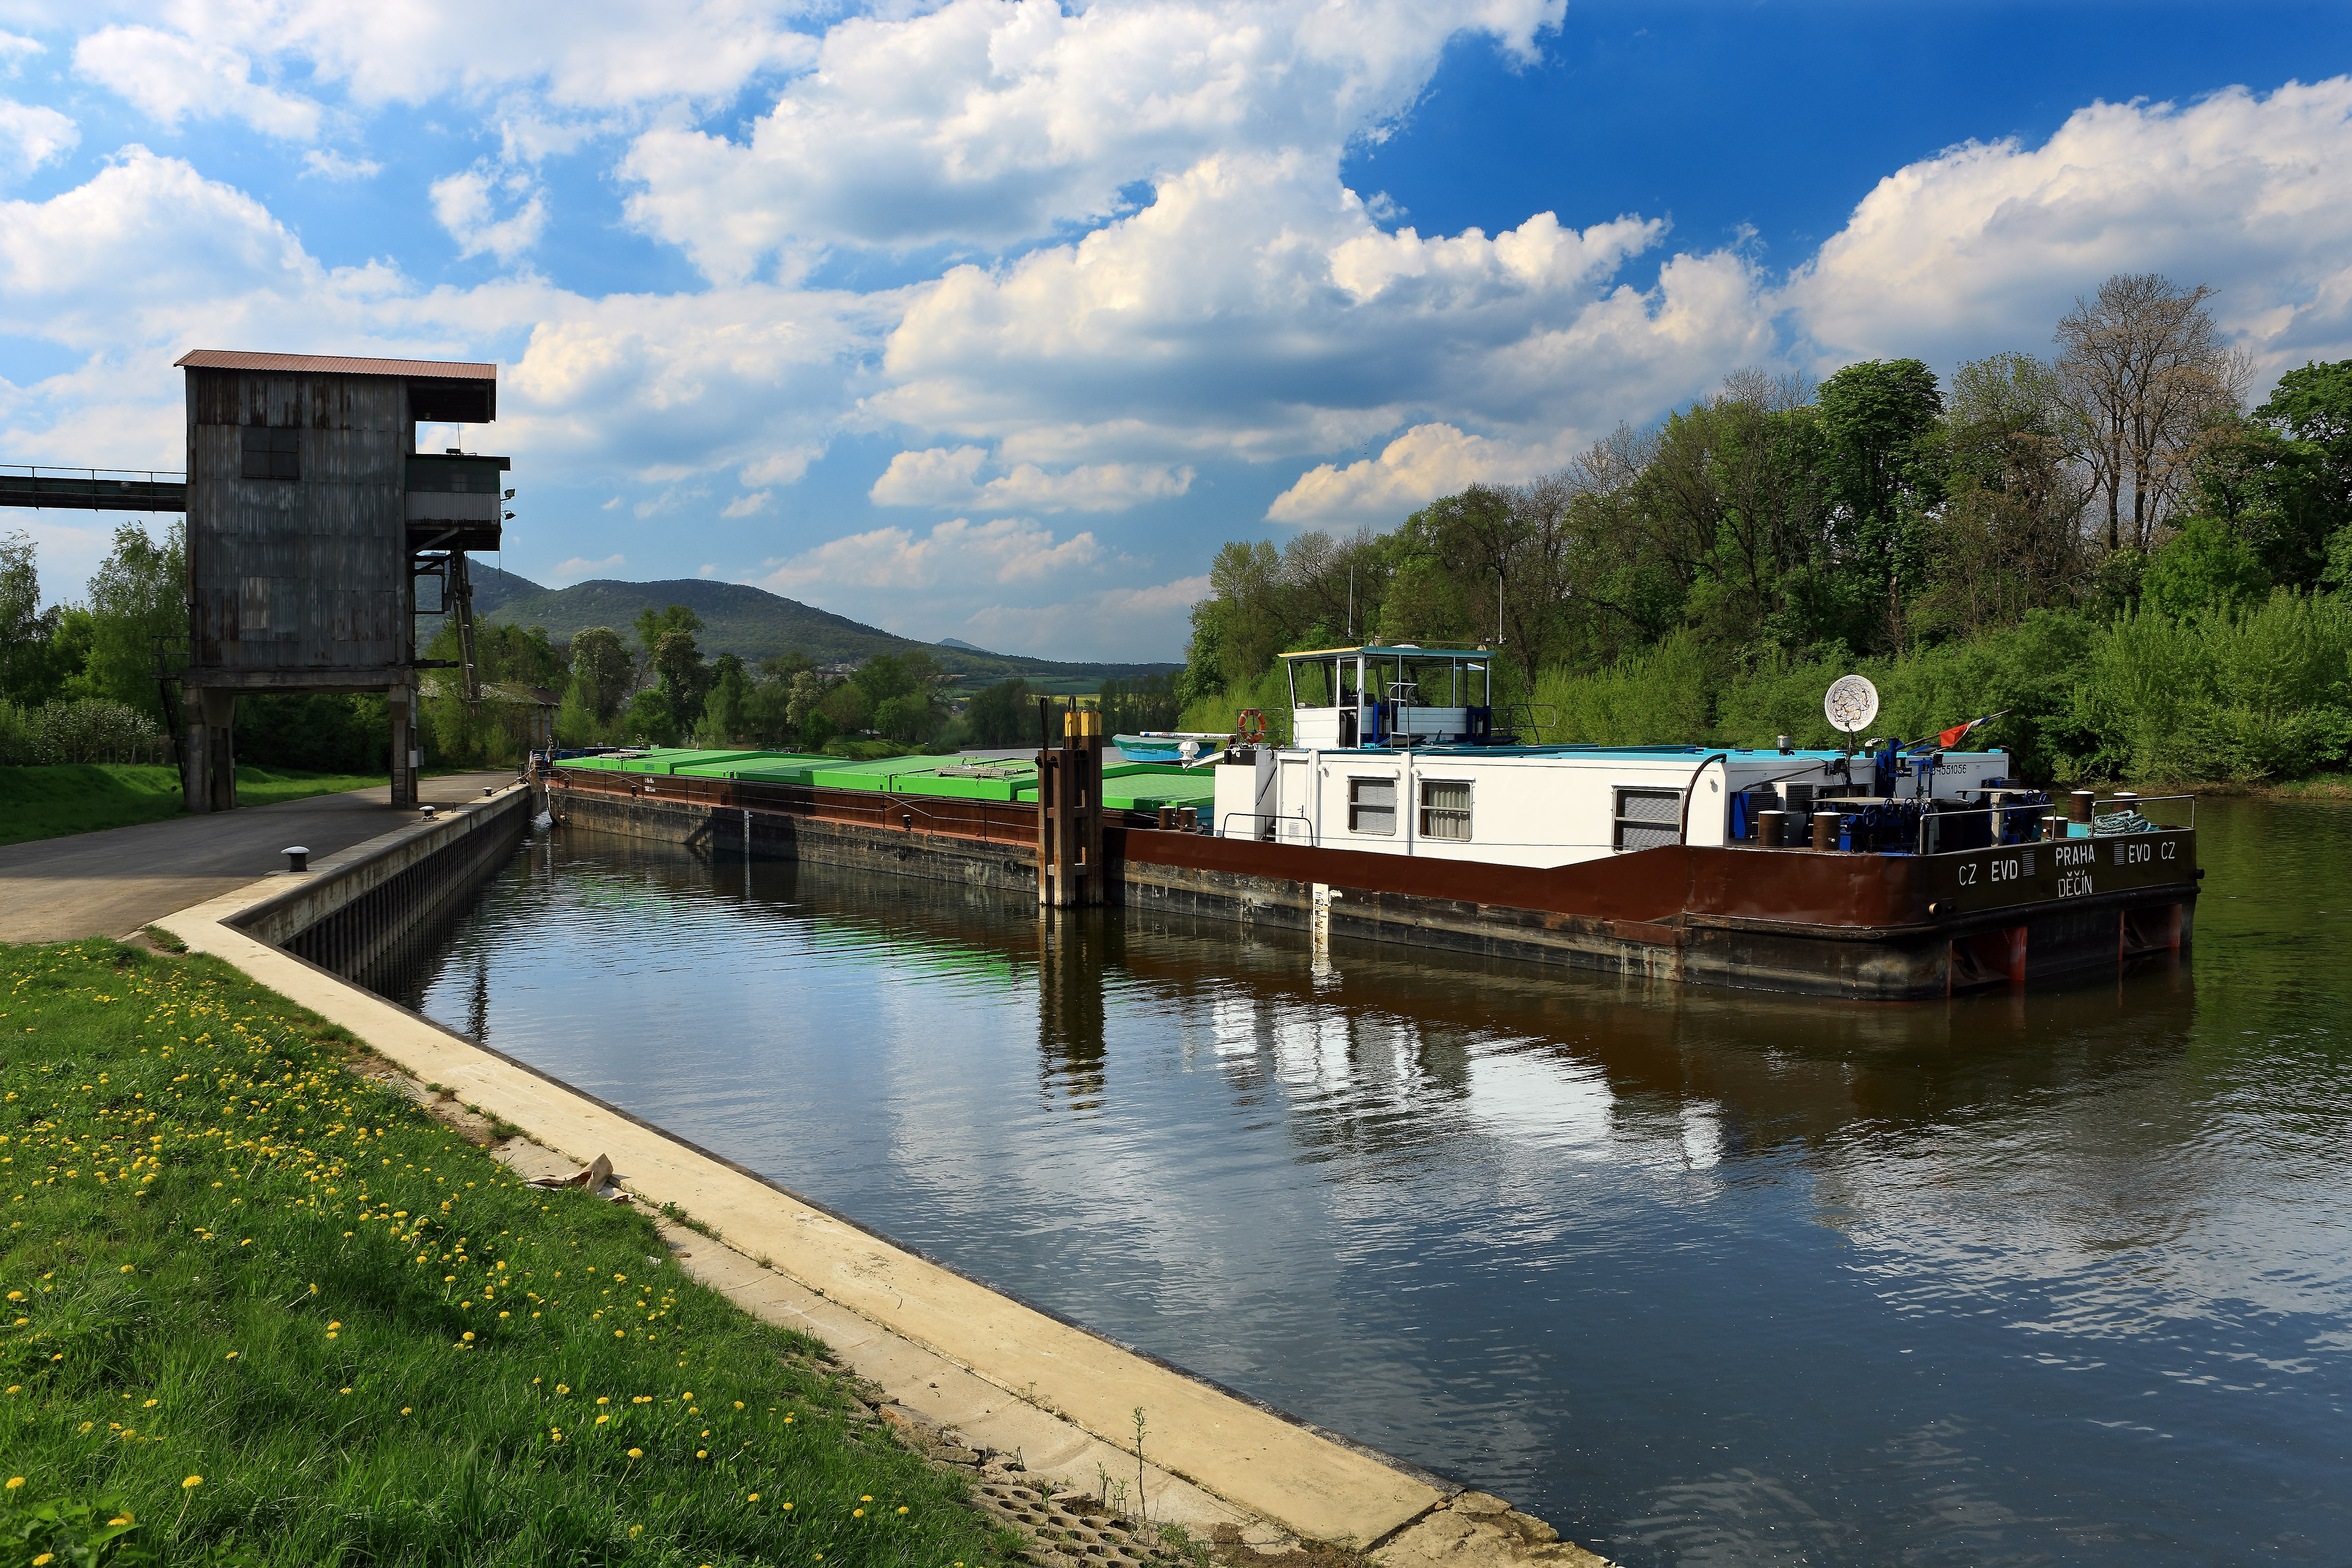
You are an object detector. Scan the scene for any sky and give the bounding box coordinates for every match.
[2,1,2350,662]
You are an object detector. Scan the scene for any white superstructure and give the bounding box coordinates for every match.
[1210,644,2018,869]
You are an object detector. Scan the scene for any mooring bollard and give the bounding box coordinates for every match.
[1812,811,1838,852]
[282,845,309,873]
[1758,808,1786,848]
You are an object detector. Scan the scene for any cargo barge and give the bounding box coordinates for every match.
[542,647,2198,1000]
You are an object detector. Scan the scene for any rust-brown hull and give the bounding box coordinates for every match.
[547,766,2198,1001]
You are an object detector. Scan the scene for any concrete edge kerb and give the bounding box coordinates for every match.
[223,780,535,944]
[154,845,1454,1548]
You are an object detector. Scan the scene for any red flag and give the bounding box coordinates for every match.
[1936,710,2008,749]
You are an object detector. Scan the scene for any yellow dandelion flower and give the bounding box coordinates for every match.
[748,1493,760,1502]
[401,1407,413,1416]
[4,1478,20,1489]
[853,1508,865,1518]
[183,1475,203,1488]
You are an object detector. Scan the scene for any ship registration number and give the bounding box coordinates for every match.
[1930,830,2192,912]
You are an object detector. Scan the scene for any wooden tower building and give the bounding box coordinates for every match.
[172,350,507,812]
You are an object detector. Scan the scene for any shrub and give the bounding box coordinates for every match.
[0,697,162,764]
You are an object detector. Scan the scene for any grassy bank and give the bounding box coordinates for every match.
[0,938,1020,1567]
[0,766,392,848]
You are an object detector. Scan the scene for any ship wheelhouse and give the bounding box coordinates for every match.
[1281,643,1506,749]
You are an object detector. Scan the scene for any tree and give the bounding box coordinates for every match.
[652,629,710,733]
[633,604,703,683]
[962,678,1034,746]
[784,670,831,740]
[569,627,632,721]
[697,653,750,743]
[1098,675,1179,735]
[2055,273,2249,552]
[1922,353,2093,637]
[77,520,184,718]
[1817,358,1945,653]
[2247,360,2352,587]
[0,529,62,705]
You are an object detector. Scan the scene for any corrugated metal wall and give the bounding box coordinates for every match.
[184,367,412,683]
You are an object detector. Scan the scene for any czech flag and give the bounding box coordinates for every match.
[1936,710,2009,749]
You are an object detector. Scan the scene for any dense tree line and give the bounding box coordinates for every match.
[1175,275,2352,782]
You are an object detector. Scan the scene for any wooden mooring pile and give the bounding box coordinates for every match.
[1036,701,1104,908]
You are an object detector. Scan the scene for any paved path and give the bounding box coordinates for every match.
[0,771,518,944]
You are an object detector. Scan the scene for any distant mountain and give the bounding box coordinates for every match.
[471,569,1178,683]
[936,636,993,653]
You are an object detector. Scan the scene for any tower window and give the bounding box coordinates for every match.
[241,426,299,481]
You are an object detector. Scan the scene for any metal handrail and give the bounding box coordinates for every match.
[0,463,185,482]
[2093,793,2196,829]
[1905,793,2195,856]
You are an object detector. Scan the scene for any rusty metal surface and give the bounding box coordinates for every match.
[175,350,495,379]
[183,366,413,680]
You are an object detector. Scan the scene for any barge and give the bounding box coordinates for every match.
[542,647,2198,1000]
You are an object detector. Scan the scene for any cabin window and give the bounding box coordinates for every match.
[240,425,299,481]
[1348,776,1396,836]
[1613,786,1683,851]
[1419,779,1471,840]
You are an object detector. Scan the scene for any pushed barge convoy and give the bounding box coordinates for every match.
[543,644,2198,1000]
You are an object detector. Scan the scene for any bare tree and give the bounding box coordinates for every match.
[2054,273,2250,552]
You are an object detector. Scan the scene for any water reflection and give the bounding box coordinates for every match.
[374,797,2352,1567]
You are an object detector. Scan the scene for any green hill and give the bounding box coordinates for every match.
[469,566,1178,685]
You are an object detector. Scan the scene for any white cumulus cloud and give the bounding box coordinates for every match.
[621,0,1563,278]
[302,148,382,180]
[1784,78,2352,377]
[958,573,1209,663]
[551,553,626,580]
[1266,424,1566,525]
[73,26,323,140]
[866,151,1769,468]
[762,515,1104,594]
[430,164,549,263]
[869,445,1193,511]
[0,98,76,183]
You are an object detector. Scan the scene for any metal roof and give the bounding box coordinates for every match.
[173,350,497,380]
[1280,643,1493,660]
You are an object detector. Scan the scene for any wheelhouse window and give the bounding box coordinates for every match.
[240,426,299,481]
[1613,786,1683,851]
[1348,776,1396,836]
[1419,779,1471,840]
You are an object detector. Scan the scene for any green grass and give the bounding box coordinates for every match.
[0,767,391,848]
[0,939,1022,1567]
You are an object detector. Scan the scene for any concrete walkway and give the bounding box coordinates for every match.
[0,771,515,944]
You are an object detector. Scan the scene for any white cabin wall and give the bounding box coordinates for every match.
[1232,746,2019,859]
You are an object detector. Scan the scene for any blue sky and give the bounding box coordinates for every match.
[3,1,2349,659]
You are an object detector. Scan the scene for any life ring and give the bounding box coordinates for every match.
[1233,708,1268,744]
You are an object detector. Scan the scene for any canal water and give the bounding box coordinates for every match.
[376,798,2351,1567]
